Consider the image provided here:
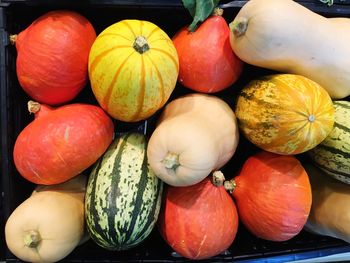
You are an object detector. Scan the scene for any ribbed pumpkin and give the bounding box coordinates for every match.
[235,74,334,155]
[88,19,179,122]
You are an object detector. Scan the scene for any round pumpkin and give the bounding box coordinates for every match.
[12,10,96,105]
[225,151,312,241]
[13,101,114,185]
[158,174,239,260]
[235,74,334,155]
[88,19,179,122]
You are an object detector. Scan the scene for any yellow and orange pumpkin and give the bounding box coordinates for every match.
[235,74,334,155]
[88,19,179,122]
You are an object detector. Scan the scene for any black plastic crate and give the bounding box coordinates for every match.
[1,1,350,262]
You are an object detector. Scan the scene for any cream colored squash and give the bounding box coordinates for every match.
[5,174,87,263]
[229,0,350,99]
[147,93,239,187]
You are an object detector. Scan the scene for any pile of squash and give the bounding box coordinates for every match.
[4,0,350,262]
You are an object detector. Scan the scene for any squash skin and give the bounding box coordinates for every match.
[228,151,312,241]
[229,0,350,99]
[13,102,114,185]
[88,19,179,122]
[235,74,334,155]
[158,176,239,260]
[14,10,96,105]
[172,12,243,93]
[147,93,239,187]
[5,174,87,263]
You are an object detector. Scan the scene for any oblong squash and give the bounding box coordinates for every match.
[235,74,334,155]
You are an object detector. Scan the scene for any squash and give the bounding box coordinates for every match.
[235,74,334,155]
[304,163,350,243]
[224,151,312,241]
[88,19,179,122]
[172,8,243,93]
[308,101,350,184]
[13,101,114,185]
[147,93,239,187]
[11,10,96,105]
[229,0,350,99]
[5,174,87,263]
[158,173,239,260]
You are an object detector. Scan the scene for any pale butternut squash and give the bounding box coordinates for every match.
[229,0,350,99]
[5,174,87,263]
[147,93,239,187]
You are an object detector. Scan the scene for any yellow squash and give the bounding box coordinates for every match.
[88,19,179,122]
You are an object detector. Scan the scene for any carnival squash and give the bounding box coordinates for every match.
[88,19,179,122]
[172,8,243,93]
[229,0,350,99]
[5,174,87,263]
[11,10,96,105]
[147,93,239,186]
[235,74,334,155]
[158,174,239,260]
[304,163,350,243]
[224,151,312,241]
[13,101,114,185]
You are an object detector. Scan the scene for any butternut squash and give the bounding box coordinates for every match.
[5,174,87,263]
[229,0,350,99]
[147,93,239,187]
[304,163,350,243]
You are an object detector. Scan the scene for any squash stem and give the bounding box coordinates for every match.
[163,152,180,170]
[28,101,41,114]
[212,7,224,16]
[9,34,17,45]
[212,171,225,187]
[224,179,237,194]
[23,230,42,248]
[133,36,150,54]
[229,17,248,37]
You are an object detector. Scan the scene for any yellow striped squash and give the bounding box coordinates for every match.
[88,20,179,122]
[235,74,334,155]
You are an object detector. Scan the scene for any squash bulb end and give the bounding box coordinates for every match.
[23,230,42,248]
[229,17,248,38]
[163,152,180,171]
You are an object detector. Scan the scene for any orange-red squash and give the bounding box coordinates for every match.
[173,9,243,93]
[11,10,96,105]
[158,175,239,260]
[225,151,312,241]
[13,101,114,185]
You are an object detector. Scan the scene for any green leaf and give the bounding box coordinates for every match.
[182,0,220,32]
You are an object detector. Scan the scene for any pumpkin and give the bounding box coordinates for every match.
[88,19,179,122]
[158,173,239,260]
[224,151,312,241]
[147,93,239,187]
[13,101,114,185]
[172,8,243,93]
[11,10,96,105]
[229,0,350,99]
[235,74,334,155]
[5,174,87,263]
[304,163,350,243]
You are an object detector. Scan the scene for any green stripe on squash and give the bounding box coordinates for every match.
[85,133,163,250]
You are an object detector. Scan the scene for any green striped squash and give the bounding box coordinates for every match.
[85,132,163,250]
[308,101,350,184]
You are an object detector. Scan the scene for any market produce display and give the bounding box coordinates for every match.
[4,0,350,262]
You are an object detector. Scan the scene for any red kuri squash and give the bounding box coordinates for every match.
[158,174,239,260]
[11,10,96,105]
[172,8,243,93]
[224,151,312,241]
[13,101,114,185]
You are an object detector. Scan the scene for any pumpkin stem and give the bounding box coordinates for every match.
[224,179,237,194]
[28,101,41,114]
[163,152,180,170]
[212,7,224,16]
[9,34,17,45]
[23,230,42,248]
[229,17,248,38]
[133,36,150,54]
[308,115,316,122]
[212,171,225,187]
